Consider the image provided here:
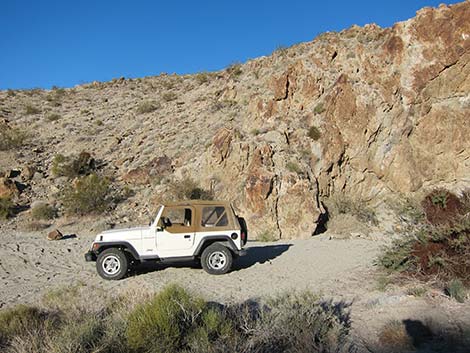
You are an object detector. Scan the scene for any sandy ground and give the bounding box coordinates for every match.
[1,226,469,351]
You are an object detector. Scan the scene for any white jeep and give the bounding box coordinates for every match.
[85,200,248,280]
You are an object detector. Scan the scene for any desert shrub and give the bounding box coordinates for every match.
[168,177,213,200]
[136,100,159,114]
[0,122,28,151]
[250,292,352,353]
[162,92,177,102]
[308,126,321,140]
[31,203,56,220]
[126,284,207,352]
[0,305,48,347]
[326,194,378,226]
[377,320,413,352]
[51,151,95,178]
[227,62,243,77]
[286,161,302,174]
[257,230,278,242]
[195,72,210,84]
[313,102,325,114]
[422,188,463,226]
[24,104,41,115]
[45,112,61,121]
[0,197,13,220]
[379,189,470,289]
[445,279,466,303]
[61,174,111,215]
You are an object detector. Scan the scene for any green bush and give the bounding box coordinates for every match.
[61,174,111,215]
[0,197,13,220]
[0,122,28,151]
[136,100,159,114]
[308,126,322,140]
[51,151,95,178]
[257,229,278,242]
[31,203,56,220]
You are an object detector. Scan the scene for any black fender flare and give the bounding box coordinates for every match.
[94,241,140,260]
[193,236,239,256]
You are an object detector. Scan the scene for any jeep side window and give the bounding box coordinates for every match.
[163,208,192,227]
[201,206,228,227]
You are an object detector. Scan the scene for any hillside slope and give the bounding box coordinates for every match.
[0,1,469,239]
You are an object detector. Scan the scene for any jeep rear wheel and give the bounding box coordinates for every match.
[96,248,128,280]
[201,243,233,275]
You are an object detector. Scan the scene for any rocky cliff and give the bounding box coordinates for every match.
[1,2,469,239]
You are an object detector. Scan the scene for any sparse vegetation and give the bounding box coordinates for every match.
[31,203,56,220]
[136,100,159,114]
[326,194,378,226]
[195,72,210,84]
[45,112,61,121]
[162,92,177,102]
[227,62,243,77]
[286,161,302,175]
[445,279,466,303]
[61,173,111,215]
[0,284,354,353]
[313,102,325,114]
[0,197,14,220]
[51,151,95,178]
[308,125,322,140]
[257,229,278,242]
[24,104,41,115]
[167,177,214,201]
[378,189,470,299]
[0,122,28,151]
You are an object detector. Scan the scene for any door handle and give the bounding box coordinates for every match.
[184,235,191,239]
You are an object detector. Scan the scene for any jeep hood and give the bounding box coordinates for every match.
[97,226,150,242]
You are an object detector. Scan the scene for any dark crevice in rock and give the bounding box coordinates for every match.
[331,51,338,61]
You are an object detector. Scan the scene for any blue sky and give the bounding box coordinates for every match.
[0,0,461,89]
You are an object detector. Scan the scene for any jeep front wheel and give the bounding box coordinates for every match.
[201,243,233,275]
[96,248,128,280]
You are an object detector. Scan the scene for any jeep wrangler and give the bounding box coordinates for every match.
[85,200,248,280]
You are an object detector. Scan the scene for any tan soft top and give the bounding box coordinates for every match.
[163,200,232,208]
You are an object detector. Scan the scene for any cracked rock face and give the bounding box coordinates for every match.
[1,2,469,239]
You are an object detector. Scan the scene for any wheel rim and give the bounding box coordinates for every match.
[102,255,121,275]
[208,251,227,270]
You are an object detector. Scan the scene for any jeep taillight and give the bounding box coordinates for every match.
[241,231,246,242]
[92,243,100,251]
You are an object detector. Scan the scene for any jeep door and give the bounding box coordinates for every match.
[156,205,196,257]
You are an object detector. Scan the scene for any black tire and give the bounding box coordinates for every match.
[96,248,129,280]
[201,243,233,275]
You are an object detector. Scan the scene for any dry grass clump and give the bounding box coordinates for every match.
[0,197,14,220]
[379,188,470,300]
[326,194,378,226]
[24,104,41,115]
[31,203,56,220]
[0,284,354,353]
[167,176,214,201]
[51,151,95,178]
[0,122,28,151]
[136,100,159,114]
[308,125,322,140]
[61,174,112,215]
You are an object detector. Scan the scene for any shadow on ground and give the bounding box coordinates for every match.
[129,243,292,277]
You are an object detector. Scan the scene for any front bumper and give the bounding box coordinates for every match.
[85,251,97,262]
